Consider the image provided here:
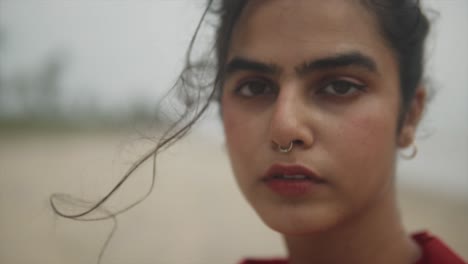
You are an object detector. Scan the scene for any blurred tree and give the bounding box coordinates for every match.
[0,30,165,130]
[0,29,5,115]
[35,52,66,120]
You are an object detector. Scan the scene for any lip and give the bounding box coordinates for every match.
[262,163,326,196]
[262,163,324,182]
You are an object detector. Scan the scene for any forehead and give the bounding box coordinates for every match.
[229,0,395,70]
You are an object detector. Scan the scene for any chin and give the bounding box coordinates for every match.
[253,201,343,236]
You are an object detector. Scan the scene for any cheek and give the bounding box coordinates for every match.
[344,114,396,157]
[222,105,240,147]
[222,99,247,152]
[221,98,266,199]
[221,98,261,173]
[332,107,398,200]
[331,92,400,161]
[222,95,269,151]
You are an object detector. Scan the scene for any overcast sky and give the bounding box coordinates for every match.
[1,0,206,111]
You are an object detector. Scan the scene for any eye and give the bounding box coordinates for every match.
[319,80,366,96]
[234,79,275,97]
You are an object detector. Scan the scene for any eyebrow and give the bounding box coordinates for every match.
[225,57,280,76]
[296,51,378,75]
[224,51,378,78]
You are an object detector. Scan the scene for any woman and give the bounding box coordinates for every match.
[215,0,465,263]
[52,0,466,263]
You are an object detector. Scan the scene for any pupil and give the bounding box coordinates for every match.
[334,82,351,94]
[250,82,266,94]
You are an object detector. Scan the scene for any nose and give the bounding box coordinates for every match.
[269,88,314,152]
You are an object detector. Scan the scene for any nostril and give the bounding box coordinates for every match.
[292,139,304,146]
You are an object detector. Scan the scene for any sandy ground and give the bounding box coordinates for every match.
[0,131,467,264]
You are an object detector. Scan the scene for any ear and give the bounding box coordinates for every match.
[397,86,426,148]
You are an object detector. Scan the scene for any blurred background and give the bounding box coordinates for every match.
[0,1,467,264]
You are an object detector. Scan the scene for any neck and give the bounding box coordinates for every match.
[284,186,421,264]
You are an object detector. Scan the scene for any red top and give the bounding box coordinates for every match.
[240,232,466,264]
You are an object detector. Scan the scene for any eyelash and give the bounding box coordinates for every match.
[233,78,366,98]
[317,79,367,96]
[234,78,276,97]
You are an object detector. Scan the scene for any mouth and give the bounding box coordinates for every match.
[268,173,323,182]
[261,163,326,196]
[262,163,325,183]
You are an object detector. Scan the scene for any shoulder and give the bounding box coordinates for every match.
[413,231,467,264]
[238,232,466,264]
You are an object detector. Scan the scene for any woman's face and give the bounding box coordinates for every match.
[221,0,415,234]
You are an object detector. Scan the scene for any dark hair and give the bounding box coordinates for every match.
[50,1,430,263]
[364,0,430,121]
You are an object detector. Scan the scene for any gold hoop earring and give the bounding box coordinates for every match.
[399,143,418,160]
